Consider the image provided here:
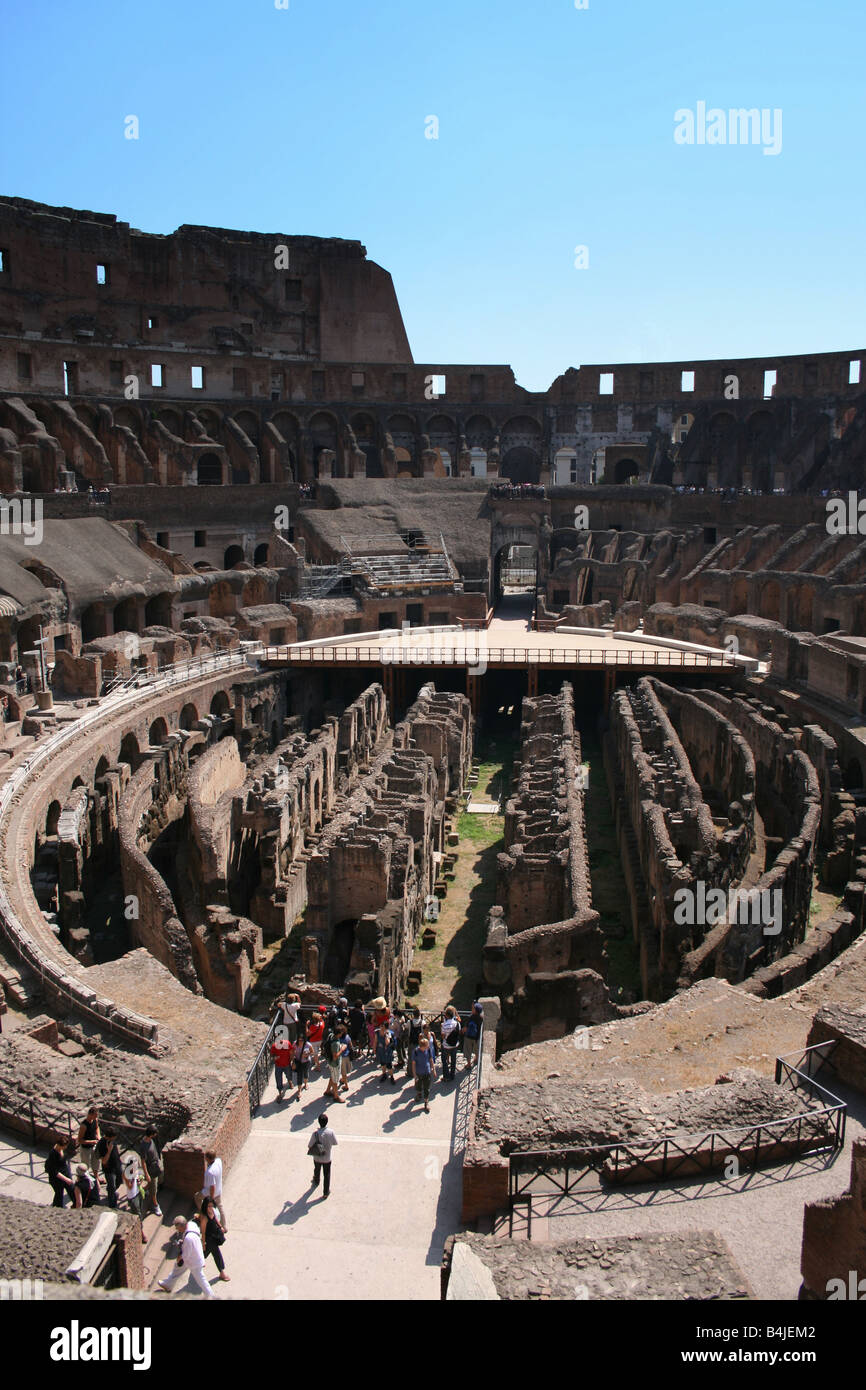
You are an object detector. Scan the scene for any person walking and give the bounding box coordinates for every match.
[348,999,367,1057]
[138,1124,163,1217]
[463,1002,484,1070]
[412,1034,436,1113]
[158,1217,217,1298]
[271,1028,293,1101]
[195,1150,228,1232]
[97,1128,124,1208]
[308,1113,337,1198]
[391,1010,407,1069]
[322,1025,346,1102]
[440,1006,460,1081]
[121,1155,148,1243]
[339,1026,354,1094]
[198,1196,230,1282]
[45,1137,75,1207]
[406,1007,424,1071]
[375,1020,396,1083]
[292,1031,313,1100]
[77,1106,101,1184]
[307,1008,325,1070]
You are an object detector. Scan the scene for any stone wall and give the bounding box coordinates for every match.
[800,1141,866,1299]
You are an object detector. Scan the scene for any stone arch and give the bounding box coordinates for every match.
[745,410,775,492]
[762,579,782,624]
[157,407,183,438]
[464,415,493,449]
[113,597,139,634]
[308,411,339,477]
[196,410,222,441]
[501,447,541,484]
[112,405,143,438]
[119,733,141,770]
[145,593,173,627]
[210,690,231,717]
[45,800,62,836]
[254,543,269,566]
[614,457,640,485]
[197,453,224,486]
[179,702,199,730]
[223,545,245,569]
[708,412,739,487]
[94,756,110,782]
[148,717,169,747]
[233,410,259,443]
[470,447,487,477]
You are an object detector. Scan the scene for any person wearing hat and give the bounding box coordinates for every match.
[74,1163,99,1208]
[158,1217,217,1298]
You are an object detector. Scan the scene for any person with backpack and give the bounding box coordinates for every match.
[440,1006,461,1081]
[339,1026,355,1094]
[406,1008,424,1072]
[138,1124,163,1217]
[307,1113,337,1197]
[375,1020,396,1083]
[121,1155,148,1243]
[463,1002,484,1069]
[271,1028,294,1102]
[323,1025,346,1102]
[292,1031,314,1100]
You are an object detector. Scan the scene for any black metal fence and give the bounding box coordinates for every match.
[507,1047,847,1234]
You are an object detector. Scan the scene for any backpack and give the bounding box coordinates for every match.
[308,1128,327,1158]
[466,1017,480,1039]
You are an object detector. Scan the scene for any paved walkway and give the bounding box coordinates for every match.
[205,1052,472,1300]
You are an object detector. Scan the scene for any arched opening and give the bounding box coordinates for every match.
[148,717,168,747]
[270,720,280,750]
[501,447,541,484]
[309,412,338,478]
[113,406,142,438]
[179,703,198,731]
[94,756,110,783]
[145,593,172,628]
[323,919,357,986]
[113,598,139,635]
[223,545,245,569]
[210,691,230,718]
[231,465,251,485]
[254,543,269,566]
[157,408,183,438]
[762,581,782,624]
[554,449,577,484]
[45,800,62,837]
[197,454,223,486]
[493,543,538,606]
[745,411,775,493]
[233,411,259,444]
[614,458,640,485]
[119,733,141,771]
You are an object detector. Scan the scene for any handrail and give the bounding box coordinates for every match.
[507,1050,847,1203]
[260,644,738,669]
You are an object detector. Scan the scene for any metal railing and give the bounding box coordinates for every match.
[0,1087,150,1152]
[506,1049,846,1234]
[261,643,738,669]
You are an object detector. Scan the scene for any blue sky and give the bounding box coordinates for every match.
[1,0,863,390]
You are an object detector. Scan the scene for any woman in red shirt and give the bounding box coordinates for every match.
[307,1010,326,1070]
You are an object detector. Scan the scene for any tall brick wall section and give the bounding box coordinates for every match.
[800,1141,866,1299]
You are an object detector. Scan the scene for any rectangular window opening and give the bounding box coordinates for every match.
[63,361,78,396]
[0,249,8,274]
[599,372,614,395]
[151,364,164,389]
[96,264,109,286]
[191,365,205,390]
[429,373,446,398]
[109,360,123,387]
[194,530,207,548]
[764,368,777,399]
[681,370,695,392]
[850,360,861,386]
[17,352,32,381]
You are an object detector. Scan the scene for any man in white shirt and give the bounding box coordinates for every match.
[158,1218,217,1298]
[195,1150,227,1231]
